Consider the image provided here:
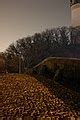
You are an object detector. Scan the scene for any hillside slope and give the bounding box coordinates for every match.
[32,57,80,71]
[32,57,80,92]
[0,74,80,119]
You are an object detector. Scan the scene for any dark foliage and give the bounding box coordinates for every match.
[4,26,80,73]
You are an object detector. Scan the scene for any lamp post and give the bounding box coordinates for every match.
[18,52,24,74]
[18,52,22,74]
[19,54,21,74]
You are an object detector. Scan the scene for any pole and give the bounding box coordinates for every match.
[19,54,21,74]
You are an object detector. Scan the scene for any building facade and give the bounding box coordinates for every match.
[70,0,80,26]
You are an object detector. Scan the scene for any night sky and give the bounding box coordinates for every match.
[0,0,71,52]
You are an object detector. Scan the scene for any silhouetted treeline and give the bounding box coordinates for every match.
[70,0,80,4]
[0,53,6,73]
[4,26,80,73]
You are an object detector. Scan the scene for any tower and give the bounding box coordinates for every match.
[70,0,80,26]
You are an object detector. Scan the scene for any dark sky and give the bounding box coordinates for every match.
[0,0,71,52]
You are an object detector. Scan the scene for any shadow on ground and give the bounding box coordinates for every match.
[31,73,80,113]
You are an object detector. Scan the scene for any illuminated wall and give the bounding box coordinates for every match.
[71,2,80,26]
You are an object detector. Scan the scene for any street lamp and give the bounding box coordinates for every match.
[19,54,21,74]
[18,52,24,74]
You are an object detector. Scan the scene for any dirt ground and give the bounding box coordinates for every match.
[0,74,80,120]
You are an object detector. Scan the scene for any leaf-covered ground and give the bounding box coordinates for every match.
[0,74,80,119]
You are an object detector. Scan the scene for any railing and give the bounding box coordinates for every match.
[70,0,80,6]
